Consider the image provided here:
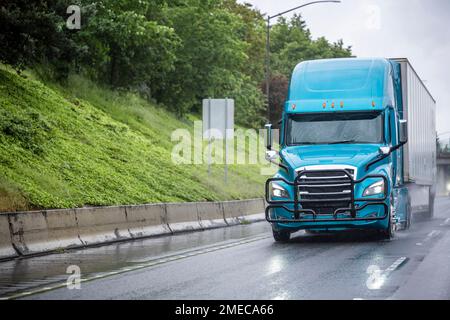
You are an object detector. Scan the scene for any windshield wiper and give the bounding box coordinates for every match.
[326,140,357,145]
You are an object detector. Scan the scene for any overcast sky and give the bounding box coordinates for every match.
[239,0,450,143]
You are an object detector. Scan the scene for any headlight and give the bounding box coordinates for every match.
[271,183,289,199]
[447,183,450,192]
[363,180,385,197]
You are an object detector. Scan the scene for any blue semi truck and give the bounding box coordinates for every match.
[265,58,436,242]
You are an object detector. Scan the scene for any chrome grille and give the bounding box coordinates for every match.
[298,169,354,215]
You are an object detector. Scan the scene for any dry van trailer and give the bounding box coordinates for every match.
[393,58,436,214]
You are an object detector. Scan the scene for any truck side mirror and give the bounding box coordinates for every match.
[265,124,273,150]
[265,150,277,162]
[399,120,408,144]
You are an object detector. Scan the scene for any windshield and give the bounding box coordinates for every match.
[287,112,384,145]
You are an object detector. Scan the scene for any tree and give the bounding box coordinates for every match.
[76,0,180,92]
[270,14,352,78]
[220,0,266,83]
[263,73,289,125]
[0,0,352,129]
[156,0,249,115]
[0,0,81,76]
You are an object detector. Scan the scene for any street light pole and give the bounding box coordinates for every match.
[266,15,271,122]
[265,0,341,123]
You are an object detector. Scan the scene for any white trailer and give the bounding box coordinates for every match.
[393,58,437,214]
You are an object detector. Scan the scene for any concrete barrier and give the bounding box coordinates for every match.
[125,204,171,238]
[165,202,202,232]
[9,209,83,256]
[223,199,265,225]
[75,206,131,246]
[197,202,227,229]
[1,198,265,260]
[0,214,17,260]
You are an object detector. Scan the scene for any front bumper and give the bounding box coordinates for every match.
[265,169,389,225]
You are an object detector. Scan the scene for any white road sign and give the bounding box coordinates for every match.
[202,99,234,140]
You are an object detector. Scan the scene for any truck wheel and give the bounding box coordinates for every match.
[273,230,291,242]
[380,200,396,240]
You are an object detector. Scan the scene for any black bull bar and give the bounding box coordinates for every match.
[265,169,389,224]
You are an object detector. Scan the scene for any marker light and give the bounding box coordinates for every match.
[331,102,335,108]
[323,102,327,108]
[340,101,344,108]
[372,101,376,107]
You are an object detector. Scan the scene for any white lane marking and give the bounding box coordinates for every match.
[440,218,450,226]
[383,257,407,277]
[426,230,440,238]
[416,230,441,246]
[1,234,270,300]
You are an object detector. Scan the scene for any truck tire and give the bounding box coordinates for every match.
[380,197,396,240]
[273,230,291,242]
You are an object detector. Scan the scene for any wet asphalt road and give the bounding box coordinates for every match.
[1,197,450,300]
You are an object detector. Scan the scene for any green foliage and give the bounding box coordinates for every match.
[0,1,354,211]
[220,0,266,83]
[0,108,52,155]
[0,66,267,211]
[77,0,180,91]
[0,1,352,128]
[270,14,352,78]
[156,1,247,115]
[0,0,81,76]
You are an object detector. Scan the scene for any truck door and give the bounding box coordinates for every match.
[390,107,409,224]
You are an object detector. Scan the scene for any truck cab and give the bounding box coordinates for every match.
[265,58,436,242]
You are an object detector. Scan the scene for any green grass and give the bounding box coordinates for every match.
[0,65,269,212]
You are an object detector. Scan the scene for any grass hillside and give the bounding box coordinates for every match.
[0,66,267,212]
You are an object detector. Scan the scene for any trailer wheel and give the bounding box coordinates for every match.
[273,230,291,242]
